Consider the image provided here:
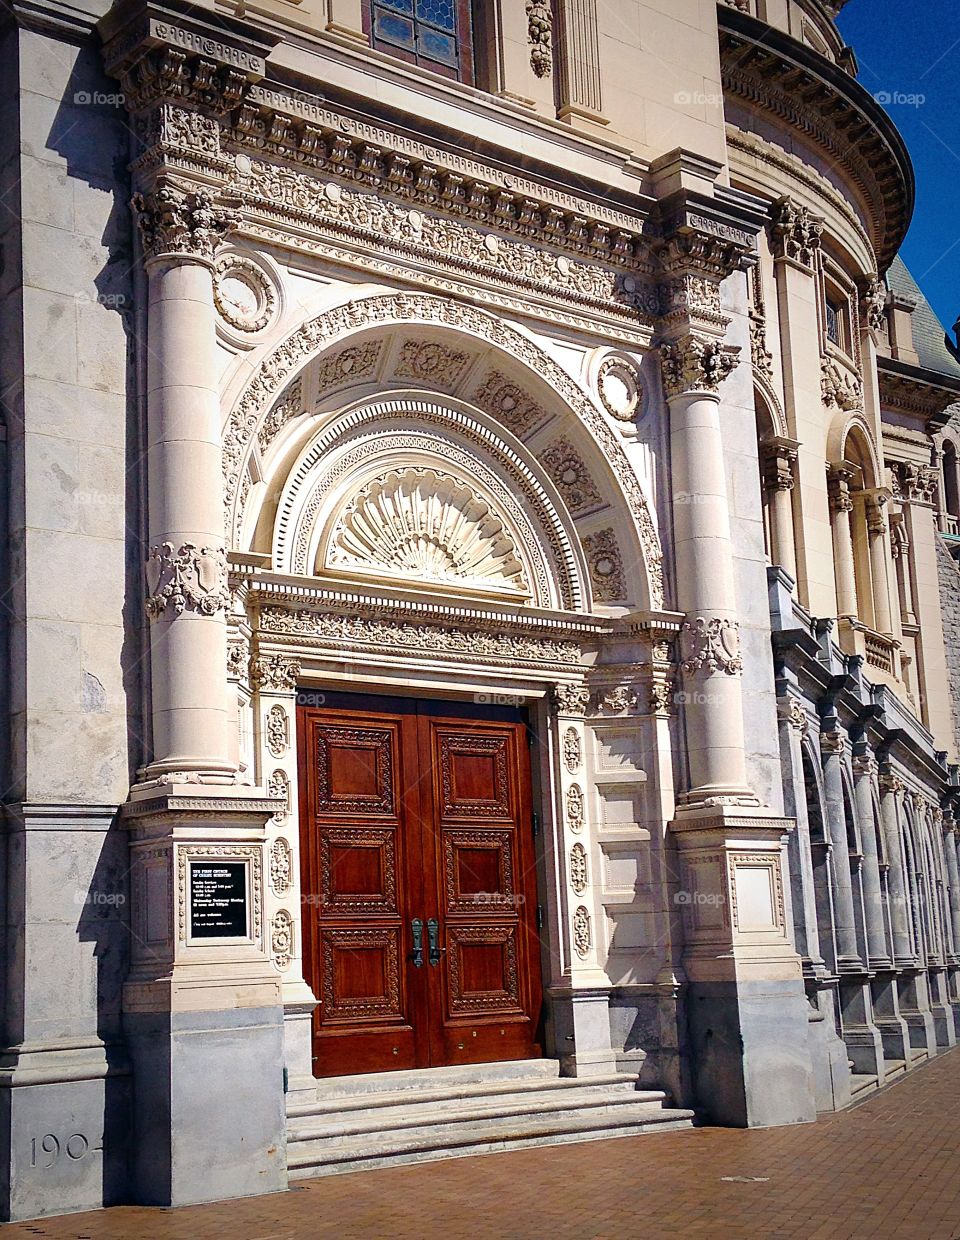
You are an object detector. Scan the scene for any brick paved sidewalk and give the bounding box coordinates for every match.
[5,1046,960,1240]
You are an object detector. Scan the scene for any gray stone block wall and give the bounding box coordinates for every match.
[935,536,960,758]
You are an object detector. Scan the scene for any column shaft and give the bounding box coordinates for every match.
[822,741,861,969]
[853,757,891,966]
[880,778,915,966]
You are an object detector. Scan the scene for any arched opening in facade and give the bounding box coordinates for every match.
[218,292,670,1085]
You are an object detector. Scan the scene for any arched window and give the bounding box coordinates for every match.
[756,391,798,579]
[941,436,960,535]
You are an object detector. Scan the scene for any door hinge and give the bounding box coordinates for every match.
[282,1067,289,1094]
[532,811,540,837]
[536,904,544,931]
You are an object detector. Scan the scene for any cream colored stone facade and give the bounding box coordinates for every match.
[2,0,959,1219]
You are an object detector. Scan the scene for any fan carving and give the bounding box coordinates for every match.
[327,468,530,596]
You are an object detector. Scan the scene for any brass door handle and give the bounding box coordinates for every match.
[411,918,424,968]
[427,918,445,967]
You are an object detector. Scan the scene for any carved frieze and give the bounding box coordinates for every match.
[594,683,642,715]
[472,371,551,438]
[316,342,382,400]
[258,377,304,456]
[395,339,470,389]
[260,605,584,669]
[132,185,237,264]
[145,541,229,618]
[660,334,740,400]
[680,617,743,676]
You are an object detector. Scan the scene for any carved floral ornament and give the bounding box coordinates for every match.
[251,654,301,693]
[821,359,863,411]
[552,683,591,716]
[660,334,740,401]
[573,905,591,958]
[145,541,229,619]
[271,908,294,970]
[213,253,278,333]
[860,276,888,335]
[680,617,743,676]
[596,356,643,425]
[222,293,665,608]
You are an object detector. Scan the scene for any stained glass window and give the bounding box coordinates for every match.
[367,0,474,83]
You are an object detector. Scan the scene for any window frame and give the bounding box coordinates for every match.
[362,0,477,86]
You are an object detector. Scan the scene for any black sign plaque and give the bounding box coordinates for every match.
[188,862,249,940]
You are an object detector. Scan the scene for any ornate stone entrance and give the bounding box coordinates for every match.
[298,692,543,1077]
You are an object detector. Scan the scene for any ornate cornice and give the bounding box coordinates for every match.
[660,334,740,400]
[878,361,960,428]
[719,8,914,271]
[890,461,938,507]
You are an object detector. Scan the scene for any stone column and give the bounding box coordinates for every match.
[942,818,960,958]
[879,770,915,967]
[118,187,285,1207]
[761,438,799,581]
[820,729,862,971]
[865,491,894,636]
[852,750,891,967]
[828,465,858,619]
[137,187,236,780]
[656,209,815,1127]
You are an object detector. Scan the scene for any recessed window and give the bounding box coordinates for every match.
[825,299,841,347]
[367,0,475,84]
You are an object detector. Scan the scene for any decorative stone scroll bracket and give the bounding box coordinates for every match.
[250,654,302,693]
[145,542,230,618]
[132,184,239,264]
[660,334,741,401]
[770,196,824,269]
[680,617,743,676]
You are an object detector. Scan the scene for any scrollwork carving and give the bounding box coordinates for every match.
[660,334,740,399]
[270,835,292,892]
[251,654,302,693]
[566,783,585,834]
[145,542,229,618]
[552,683,591,716]
[680,617,742,676]
[266,704,289,757]
[573,905,591,958]
[271,908,294,970]
[570,843,588,895]
[770,196,823,268]
[563,726,582,774]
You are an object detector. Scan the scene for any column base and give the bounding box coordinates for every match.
[839,977,885,1077]
[125,1005,286,1206]
[548,986,618,1077]
[804,984,852,1112]
[0,1042,130,1222]
[671,803,817,1127]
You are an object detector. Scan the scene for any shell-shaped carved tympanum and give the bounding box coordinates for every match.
[327,467,530,596]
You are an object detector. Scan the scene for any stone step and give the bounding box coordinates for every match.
[849,1073,878,1099]
[287,1071,639,1122]
[302,1057,560,1101]
[288,1103,696,1178]
[289,1085,671,1142]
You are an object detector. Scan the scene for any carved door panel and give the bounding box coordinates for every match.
[300,695,542,1078]
[419,714,543,1066]
[299,705,428,1076]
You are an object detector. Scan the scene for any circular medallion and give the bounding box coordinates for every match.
[597,356,642,423]
[213,256,277,334]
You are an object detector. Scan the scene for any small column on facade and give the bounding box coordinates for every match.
[820,726,862,971]
[828,465,859,618]
[865,490,895,636]
[852,748,892,967]
[778,690,826,974]
[943,811,960,1036]
[760,437,799,580]
[655,199,816,1127]
[879,769,915,967]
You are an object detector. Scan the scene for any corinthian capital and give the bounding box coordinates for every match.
[660,334,740,400]
[770,196,824,269]
[132,184,238,265]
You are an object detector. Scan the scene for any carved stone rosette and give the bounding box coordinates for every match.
[660,334,740,400]
[132,185,238,265]
[145,542,229,619]
[680,617,743,676]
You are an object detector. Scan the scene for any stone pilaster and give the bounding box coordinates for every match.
[761,437,799,580]
[555,0,605,126]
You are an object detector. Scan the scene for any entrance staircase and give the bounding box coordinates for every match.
[286,1059,695,1178]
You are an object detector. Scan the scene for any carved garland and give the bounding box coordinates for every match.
[221,293,664,608]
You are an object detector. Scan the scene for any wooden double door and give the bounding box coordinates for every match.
[298,692,543,1077]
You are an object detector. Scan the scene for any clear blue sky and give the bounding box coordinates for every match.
[837,0,959,336]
